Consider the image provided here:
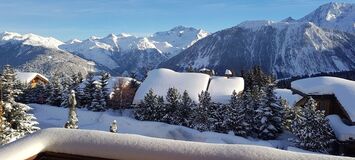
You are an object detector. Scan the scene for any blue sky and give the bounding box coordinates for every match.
[0,0,353,41]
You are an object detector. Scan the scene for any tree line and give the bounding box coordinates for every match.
[134,66,335,153]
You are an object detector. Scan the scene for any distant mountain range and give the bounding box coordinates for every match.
[160,2,355,78]
[0,26,207,78]
[0,2,354,79]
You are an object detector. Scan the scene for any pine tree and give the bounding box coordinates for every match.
[0,65,39,144]
[83,72,96,108]
[224,90,250,137]
[90,84,106,112]
[239,88,255,137]
[47,75,63,107]
[60,75,74,108]
[162,88,181,124]
[254,84,284,140]
[175,90,194,127]
[64,90,78,129]
[134,89,160,121]
[192,91,211,131]
[291,97,335,153]
[99,72,110,107]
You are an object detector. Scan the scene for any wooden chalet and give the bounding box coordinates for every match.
[291,77,355,156]
[16,72,49,88]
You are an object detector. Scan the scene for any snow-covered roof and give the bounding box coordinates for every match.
[15,72,48,84]
[274,89,302,107]
[291,77,355,122]
[133,68,210,103]
[199,67,211,72]
[328,115,355,141]
[225,69,232,75]
[208,76,244,104]
[0,128,350,160]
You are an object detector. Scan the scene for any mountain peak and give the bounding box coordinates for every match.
[281,17,296,22]
[299,2,355,34]
[0,31,63,49]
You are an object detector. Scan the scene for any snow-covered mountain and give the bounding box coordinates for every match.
[59,26,208,76]
[159,2,355,78]
[159,20,355,78]
[299,2,355,34]
[0,32,93,78]
[0,32,64,49]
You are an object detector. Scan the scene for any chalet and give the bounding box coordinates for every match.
[291,76,355,156]
[16,72,49,88]
[133,68,244,104]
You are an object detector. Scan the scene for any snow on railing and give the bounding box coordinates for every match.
[0,128,352,160]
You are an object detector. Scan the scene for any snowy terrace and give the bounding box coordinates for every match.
[133,68,244,104]
[0,128,352,160]
[291,77,355,141]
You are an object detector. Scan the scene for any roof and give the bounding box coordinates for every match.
[328,115,355,141]
[0,128,350,160]
[208,76,244,104]
[133,68,210,103]
[225,69,232,75]
[274,89,302,107]
[15,72,48,84]
[291,76,355,122]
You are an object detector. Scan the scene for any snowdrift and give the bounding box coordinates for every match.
[208,76,244,104]
[0,128,351,160]
[133,68,210,103]
[291,77,355,122]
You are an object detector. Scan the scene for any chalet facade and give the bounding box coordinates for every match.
[16,72,49,88]
[291,76,355,156]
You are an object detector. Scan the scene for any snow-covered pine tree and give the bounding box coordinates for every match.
[162,87,181,124]
[224,90,249,137]
[65,90,78,129]
[90,84,106,112]
[291,97,335,153]
[192,91,211,131]
[282,100,294,131]
[83,72,96,108]
[254,84,284,140]
[134,89,159,121]
[60,75,75,108]
[239,88,255,137]
[99,72,110,107]
[47,75,63,107]
[0,65,39,144]
[175,90,194,127]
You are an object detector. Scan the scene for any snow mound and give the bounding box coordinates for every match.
[327,115,355,141]
[0,128,351,160]
[274,89,302,107]
[208,76,244,104]
[133,68,210,103]
[291,77,355,122]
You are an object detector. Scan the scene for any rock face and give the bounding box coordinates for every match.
[159,3,355,78]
